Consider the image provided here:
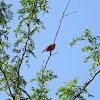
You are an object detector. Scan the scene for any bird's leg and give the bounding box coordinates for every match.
[50,51,51,56]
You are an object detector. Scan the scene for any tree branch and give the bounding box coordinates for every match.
[16,22,30,90]
[0,68,15,99]
[41,0,76,98]
[16,0,35,91]
[20,88,32,100]
[73,69,100,100]
[10,78,31,100]
[44,0,74,70]
[40,60,44,100]
[44,52,51,70]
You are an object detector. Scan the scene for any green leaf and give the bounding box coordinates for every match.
[30,78,36,82]
[82,46,93,52]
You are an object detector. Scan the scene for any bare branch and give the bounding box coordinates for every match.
[51,52,58,55]
[73,69,100,100]
[53,0,72,44]
[44,0,73,70]
[44,52,51,70]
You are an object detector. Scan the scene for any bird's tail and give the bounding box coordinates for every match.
[42,49,46,53]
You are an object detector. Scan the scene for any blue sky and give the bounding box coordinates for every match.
[1,0,100,99]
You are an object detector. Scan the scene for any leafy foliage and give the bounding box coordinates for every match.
[55,27,100,100]
[56,77,93,100]
[70,27,100,73]
[0,0,13,28]
[0,0,100,100]
[63,27,100,100]
[0,0,49,99]
[0,1,13,96]
[13,0,49,64]
[30,69,58,100]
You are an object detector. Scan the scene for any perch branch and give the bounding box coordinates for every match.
[44,0,74,70]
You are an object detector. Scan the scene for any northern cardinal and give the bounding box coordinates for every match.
[42,44,56,53]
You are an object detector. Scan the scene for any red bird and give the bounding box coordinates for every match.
[42,44,56,53]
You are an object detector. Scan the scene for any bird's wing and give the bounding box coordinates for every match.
[46,45,53,51]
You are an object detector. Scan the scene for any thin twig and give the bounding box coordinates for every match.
[51,52,58,55]
[64,11,77,16]
[32,0,35,14]
[2,90,11,97]
[40,60,44,100]
[73,69,100,100]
